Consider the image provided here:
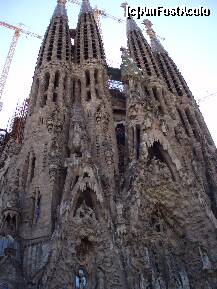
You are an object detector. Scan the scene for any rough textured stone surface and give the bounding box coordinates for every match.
[0,0,217,288]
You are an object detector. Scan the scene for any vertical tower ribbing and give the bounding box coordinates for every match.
[19,0,72,241]
[127,18,161,78]
[74,1,106,64]
[144,20,217,217]
[28,0,72,115]
[73,0,119,195]
[144,19,192,98]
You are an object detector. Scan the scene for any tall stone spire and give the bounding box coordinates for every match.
[1,1,217,288]
[127,18,141,33]
[18,0,72,241]
[35,0,71,70]
[74,0,119,218]
[143,19,192,98]
[75,0,105,64]
[80,0,92,14]
[29,0,72,114]
[52,0,68,19]
[125,17,161,78]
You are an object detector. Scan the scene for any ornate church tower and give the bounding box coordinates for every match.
[0,0,73,287]
[119,15,217,289]
[143,19,217,217]
[0,0,217,288]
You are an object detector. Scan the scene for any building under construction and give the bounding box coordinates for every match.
[0,0,217,288]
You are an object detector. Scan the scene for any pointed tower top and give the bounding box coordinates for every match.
[142,19,167,54]
[80,0,92,14]
[126,18,142,34]
[120,2,141,34]
[52,0,68,19]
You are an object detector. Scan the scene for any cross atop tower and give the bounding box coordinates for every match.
[120,2,128,10]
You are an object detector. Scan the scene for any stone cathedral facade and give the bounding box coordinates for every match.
[0,0,217,288]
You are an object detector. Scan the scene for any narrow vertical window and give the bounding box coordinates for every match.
[94,69,98,84]
[41,72,50,107]
[22,153,30,190]
[54,71,60,89]
[71,80,75,103]
[132,127,135,150]
[35,194,41,223]
[44,72,50,91]
[85,70,90,87]
[30,156,36,182]
[64,75,67,91]
[53,93,58,103]
[136,125,141,160]
[152,86,158,100]
[86,90,91,101]
[116,123,125,173]
[78,80,81,95]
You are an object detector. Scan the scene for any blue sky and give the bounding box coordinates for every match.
[0,0,217,143]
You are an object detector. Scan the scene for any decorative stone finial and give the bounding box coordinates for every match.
[142,19,157,39]
[142,19,166,53]
[120,2,141,34]
[120,2,128,10]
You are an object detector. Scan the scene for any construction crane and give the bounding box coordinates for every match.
[68,0,124,39]
[0,21,42,112]
[197,92,217,104]
[0,1,124,113]
[68,0,124,67]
